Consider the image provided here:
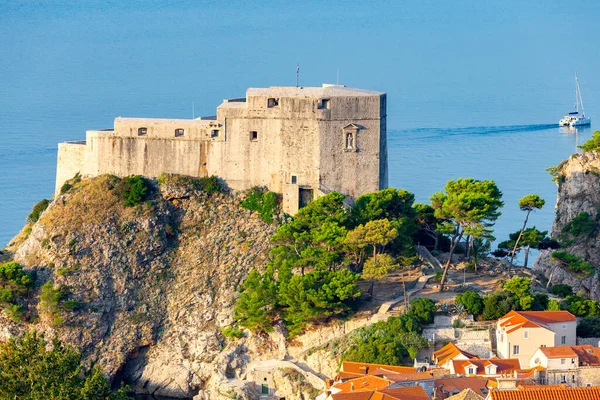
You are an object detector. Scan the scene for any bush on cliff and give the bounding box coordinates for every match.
[116,175,150,207]
[578,130,600,152]
[0,262,33,322]
[407,298,437,324]
[551,251,595,274]
[455,290,484,316]
[39,281,69,326]
[0,331,132,400]
[27,198,50,223]
[241,187,280,223]
[157,173,223,194]
[562,212,596,239]
[551,284,573,298]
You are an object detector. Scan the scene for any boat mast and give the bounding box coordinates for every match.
[577,73,586,117]
[575,72,579,114]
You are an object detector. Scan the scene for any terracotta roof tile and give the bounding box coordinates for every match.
[540,346,579,358]
[332,391,374,400]
[451,358,521,375]
[333,375,391,393]
[540,345,600,365]
[433,343,478,367]
[498,311,576,333]
[489,385,600,400]
[341,361,416,375]
[445,388,485,400]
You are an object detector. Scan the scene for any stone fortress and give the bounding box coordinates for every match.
[55,84,388,214]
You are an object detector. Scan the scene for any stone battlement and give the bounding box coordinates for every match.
[55,84,388,214]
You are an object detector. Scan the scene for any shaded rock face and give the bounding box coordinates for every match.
[533,152,600,301]
[3,175,277,398]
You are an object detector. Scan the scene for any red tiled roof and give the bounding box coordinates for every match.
[498,311,576,333]
[432,343,478,367]
[382,371,437,382]
[379,386,430,400]
[333,375,391,393]
[540,345,600,365]
[341,361,416,375]
[331,386,430,400]
[489,385,600,400]
[451,358,521,375]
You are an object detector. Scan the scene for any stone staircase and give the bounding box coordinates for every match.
[377,274,433,314]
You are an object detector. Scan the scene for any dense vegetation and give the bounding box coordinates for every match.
[0,262,33,322]
[27,199,50,223]
[157,173,223,195]
[551,251,595,274]
[0,331,131,400]
[342,298,435,365]
[240,187,280,223]
[235,189,419,337]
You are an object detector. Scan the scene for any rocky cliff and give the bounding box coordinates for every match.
[533,151,600,300]
[0,175,339,399]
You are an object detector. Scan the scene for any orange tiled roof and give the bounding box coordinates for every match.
[333,375,391,393]
[379,386,430,400]
[498,311,576,334]
[337,371,366,380]
[381,371,437,382]
[433,342,478,367]
[331,386,430,400]
[341,361,416,375]
[451,358,521,375]
[489,385,600,400]
[540,345,600,365]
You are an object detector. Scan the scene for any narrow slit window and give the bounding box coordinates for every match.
[267,98,279,108]
[138,127,147,136]
[250,131,258,141]
[211,129,219,138]
[175,128,184,137]
[291,175,297,184]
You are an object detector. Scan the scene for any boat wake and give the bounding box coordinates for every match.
[393,123,559,138]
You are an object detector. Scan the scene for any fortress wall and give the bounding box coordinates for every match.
[55,142,86,195]
[113,118,220,140]
[318,95,385,199]
[89,135,209,179]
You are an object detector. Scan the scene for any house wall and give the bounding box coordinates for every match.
[548,321,577,346]
[502,327,554,365]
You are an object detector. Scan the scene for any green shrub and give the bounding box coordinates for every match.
[116,175,150,207]
[0,331,132,399]
[241,187,280,223]
[456,290,484,316]
[157,174,223,194]
[27,199,50,223]
[434,271,443,282]
[39,281,67,326]
[562,212,595,237]
[578,130,600,152]
[551,251,595,274]
[551,284,573,298]
[342,314,428,366]
[482,292,518,320]
[547,299,561,311]
[221,326,244,339]
[0,262,33,320]
[564,295,600,317]
[407,298,436,324]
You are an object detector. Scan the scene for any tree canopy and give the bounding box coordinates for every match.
[578,130,600,152]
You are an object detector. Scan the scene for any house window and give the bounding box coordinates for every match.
[561,359,566,365]
[562,324,567,330]
[561,375,566,383]
[572,375,576,383]
[513,345,520,355]
[175,128,184,137]
[468,367,474,375]
[291,175,297,184]
[318,98,331,110]
[561,335,566,344]
[211,129,219,138]
[524,330,529,339]
[541,345,546,348]
[138,127,147,136]
[250,131,258,141]
[267,98,279,108]
[572,358,576,364]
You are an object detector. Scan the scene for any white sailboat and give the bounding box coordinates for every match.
[559,73,591,127]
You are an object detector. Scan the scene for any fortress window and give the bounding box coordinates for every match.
[211,129,219,138]
[291,175,297,184]
[138,127,147,136]
[250,131,258,141]
[175,128,184,137]
[267,98,279,108]
[318,99,331,110]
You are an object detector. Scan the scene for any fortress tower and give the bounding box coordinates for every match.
[56,84,387,214]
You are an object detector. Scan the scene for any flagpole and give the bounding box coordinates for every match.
[296,63,299,87]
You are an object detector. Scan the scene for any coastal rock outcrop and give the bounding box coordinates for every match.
[533,151,600,300]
